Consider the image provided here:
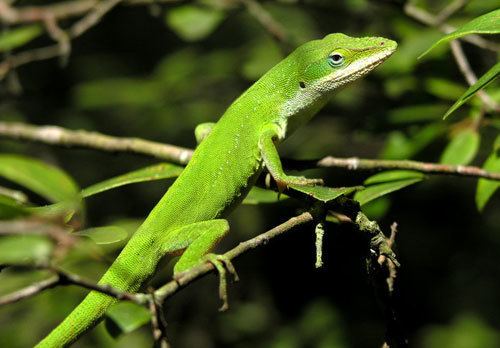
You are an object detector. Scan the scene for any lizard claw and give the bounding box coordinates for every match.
[204,253,239,311]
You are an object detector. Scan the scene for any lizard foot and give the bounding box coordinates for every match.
[204,253,239,311]
[276,175,323,192]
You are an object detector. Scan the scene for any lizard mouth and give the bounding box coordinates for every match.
[331,45,397,85]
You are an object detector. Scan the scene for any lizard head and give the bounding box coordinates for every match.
[278,33,397,131]
[294,33,397,93]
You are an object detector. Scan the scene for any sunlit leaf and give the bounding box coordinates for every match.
[420,9,500,58]
[242,187,288,205]
[166,5,225,42]
[28,201,80,223]
[354,178,423,206]
[0,235,52,265]
[289,185,363,203]
[444,62,500,119]
[0,155,79,203]
[476,136,500,211]
[81,163,183,197]
[440,129,480,165]
[364,170,424,185]
[75,226,128,245]
[105,302,151,338]
[0,25,42,52]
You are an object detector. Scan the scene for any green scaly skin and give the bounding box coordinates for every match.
[37,33,396,347]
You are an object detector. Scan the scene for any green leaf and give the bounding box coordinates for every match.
[424,78,466,101]
[242,187,288,205]
[289,185,363,203]
[0,196,29,219]
[444,62,500,119]
[28,201,80,223]
[420,9,500,58]
[75,226,128,245]
[75,78,163,109]
[165,5,225,42]
[81,163,181,197]
[476,138,500,211]
[354,170,425,205]
[242,38,283,80]
[82,163,183,197]
[0,155,79,203]
[105,302,151,338]
[361,197,391,220]
[0,25,43,52]
[381,124,446,160]
[440,129,480,165]
[0,235,52,265]
[364,170,425,185]
[354,178,423,206]
[387,104,448,124]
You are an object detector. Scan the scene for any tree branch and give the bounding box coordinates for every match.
[0,211,315,308]
[0,265,145,306]
[404,3,500,52]
[1,122,498,180]
[0,0,287,80]
[0,122,193,164]
[153,210,316,303]
[404,2,500,115]
[313,156,500,181]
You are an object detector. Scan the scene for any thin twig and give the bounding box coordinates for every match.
[0,265,144,306]
[239,0,287,43]
[0,276,59,306]
[1,122,499,180]
[0,122,193,164]
[405,2,499,115]
[404,3,500,52]
[149,294,170,348]
[0,211,315,309]
[69,0,123,38]
[449,40,499,112]
[377,222,398,293]
[0,219,75,250]
[313,156,500,181]
[0,0,124,79]
[0,1,98,24]
[154,211,316,302]
[434,0,470,24]
[0,185,28,203]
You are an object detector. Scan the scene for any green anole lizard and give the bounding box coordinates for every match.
[37,33,397,347]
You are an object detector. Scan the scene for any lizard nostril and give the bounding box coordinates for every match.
[380,41,385,46]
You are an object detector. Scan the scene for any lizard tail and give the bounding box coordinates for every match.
[36,230,160,347]
[36,289,118,347]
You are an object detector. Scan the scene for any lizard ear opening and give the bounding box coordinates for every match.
[299,81,306,88]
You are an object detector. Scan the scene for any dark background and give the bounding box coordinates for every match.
[0,0,499,347]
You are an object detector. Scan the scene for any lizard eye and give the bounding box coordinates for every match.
[328,52,344,67]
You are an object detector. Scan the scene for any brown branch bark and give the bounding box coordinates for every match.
[0,265,145,306]
[1,122,498,180]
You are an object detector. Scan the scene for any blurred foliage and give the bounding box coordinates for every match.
[0,0,499,347]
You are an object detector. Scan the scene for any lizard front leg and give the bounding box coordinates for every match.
[160,219,237,310]
[259,123,323,189]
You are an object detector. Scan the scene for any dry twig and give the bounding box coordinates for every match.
[1,122,499,180]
